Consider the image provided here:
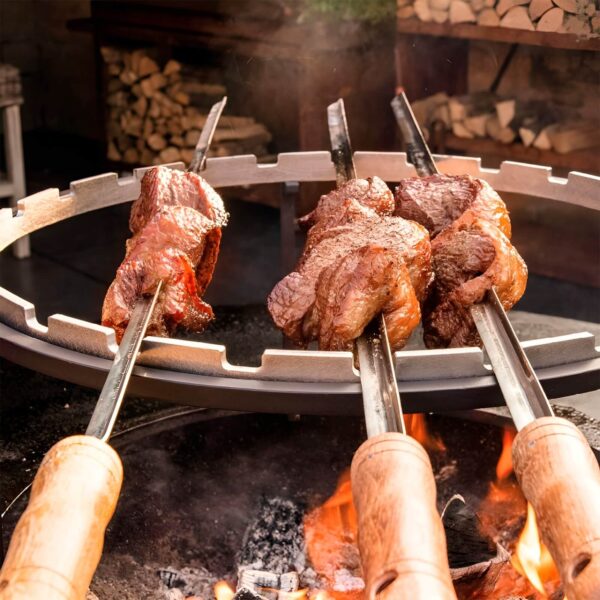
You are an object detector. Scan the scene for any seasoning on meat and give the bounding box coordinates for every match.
[395,173,527,348]
[102,167,227,342]
[268,177,433,351]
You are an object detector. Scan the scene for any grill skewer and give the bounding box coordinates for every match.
[392,88,600,600]
[0,98,228,600]
[328,99,457,600]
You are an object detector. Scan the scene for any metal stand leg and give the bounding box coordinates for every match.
[3,104,29,258]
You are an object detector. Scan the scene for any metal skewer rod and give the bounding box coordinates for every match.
[392,89,600,600]
[327,99,405,437]
[0,98,228,600]
[329,98,456,599]
[188,96,227,174]
[391,88,553,431]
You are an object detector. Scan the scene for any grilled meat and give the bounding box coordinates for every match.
[268,177,432,351]
[395,174,527,348]
[102,167,227,341]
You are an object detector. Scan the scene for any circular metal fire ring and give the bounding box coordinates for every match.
[1,152,598,414]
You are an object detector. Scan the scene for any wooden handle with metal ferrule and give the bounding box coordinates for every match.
[513,417,600,600]
[0,435,123,600]
[351,433,457,600]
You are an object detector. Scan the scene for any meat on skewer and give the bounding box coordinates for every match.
[395,173,527,348]
[268,176,433,351]
[102,167,227,342]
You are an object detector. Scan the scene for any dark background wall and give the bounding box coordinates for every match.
[0,0,98,138]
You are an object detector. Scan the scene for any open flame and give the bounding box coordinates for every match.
[496,428,516,481]
[511,503,561,597]
[303,469,363,599]
[403,414,446,452]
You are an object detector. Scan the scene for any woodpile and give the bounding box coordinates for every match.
[397,0,599,34]
[101,47,273,166]
[412,91,600,153]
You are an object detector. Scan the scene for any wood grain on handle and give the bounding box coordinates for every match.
[0,435,123,600]
[351,433,457,600]
[513,417,600,600]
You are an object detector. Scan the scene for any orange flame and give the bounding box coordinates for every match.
[403,414,446,452]
[496,429,516,481]
[214,580,235,600]
[511,503,561,597]
[303,469,364,599]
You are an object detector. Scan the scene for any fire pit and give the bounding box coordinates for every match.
[3,405,596,599]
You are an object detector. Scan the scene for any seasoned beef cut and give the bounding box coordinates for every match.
[268,177,432,351]
[395,174,527,348]
[102,166,227,342]
[102,207,217,341]
[129,167,227,233]
[395,174,511,238]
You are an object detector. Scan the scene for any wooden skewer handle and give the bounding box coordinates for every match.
[0,435,123,600]
[351,433,457,600]
[513,416,600,600]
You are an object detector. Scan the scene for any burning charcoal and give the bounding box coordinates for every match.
[442,494,497,568]
[238,496,306,575]
[157,565,217,599]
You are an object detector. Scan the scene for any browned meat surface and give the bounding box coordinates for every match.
[102,167,227,341]
[395,174,527,348]
[268,177,432,351]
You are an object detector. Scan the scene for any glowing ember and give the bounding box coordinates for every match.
[403,414,446,452]
[496,429,516,481]
[213,580,333,599]
[214,580,235,600]
[511,503,561,598]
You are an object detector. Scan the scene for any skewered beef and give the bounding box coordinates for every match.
[102,167,227,341]
[395,174,527,348]
[268,177,432,351]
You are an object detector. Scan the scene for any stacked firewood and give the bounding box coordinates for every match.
[397,0,599,34]
[412,91,600,152]
[101,47,273,166]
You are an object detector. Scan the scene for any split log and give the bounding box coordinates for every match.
[412,92,450,127]
[123,147,139,164]
[453,121,476,138]
[486,116,517,144]
[414,0,433,21]
[537,7,565,30]
[431,0,451,10]
[147,133,167,151]
[449,0,477,22]
[495,99,516,128]
[500,6,536,28]
[553,0,577,13]
[159,146,181,163]
[529,0,554,20]
[496,0,529,17]
[518,115,555,147]
[431,103,451,127]
[132,96,148,118]
[464,113,492,137]
[137,56,159,78]
[533,126,553,150]
[163,59,182,77]
[478,8,501,25]
[107,141,121,162]
[432,9,450,22]
[546,120,600,153]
